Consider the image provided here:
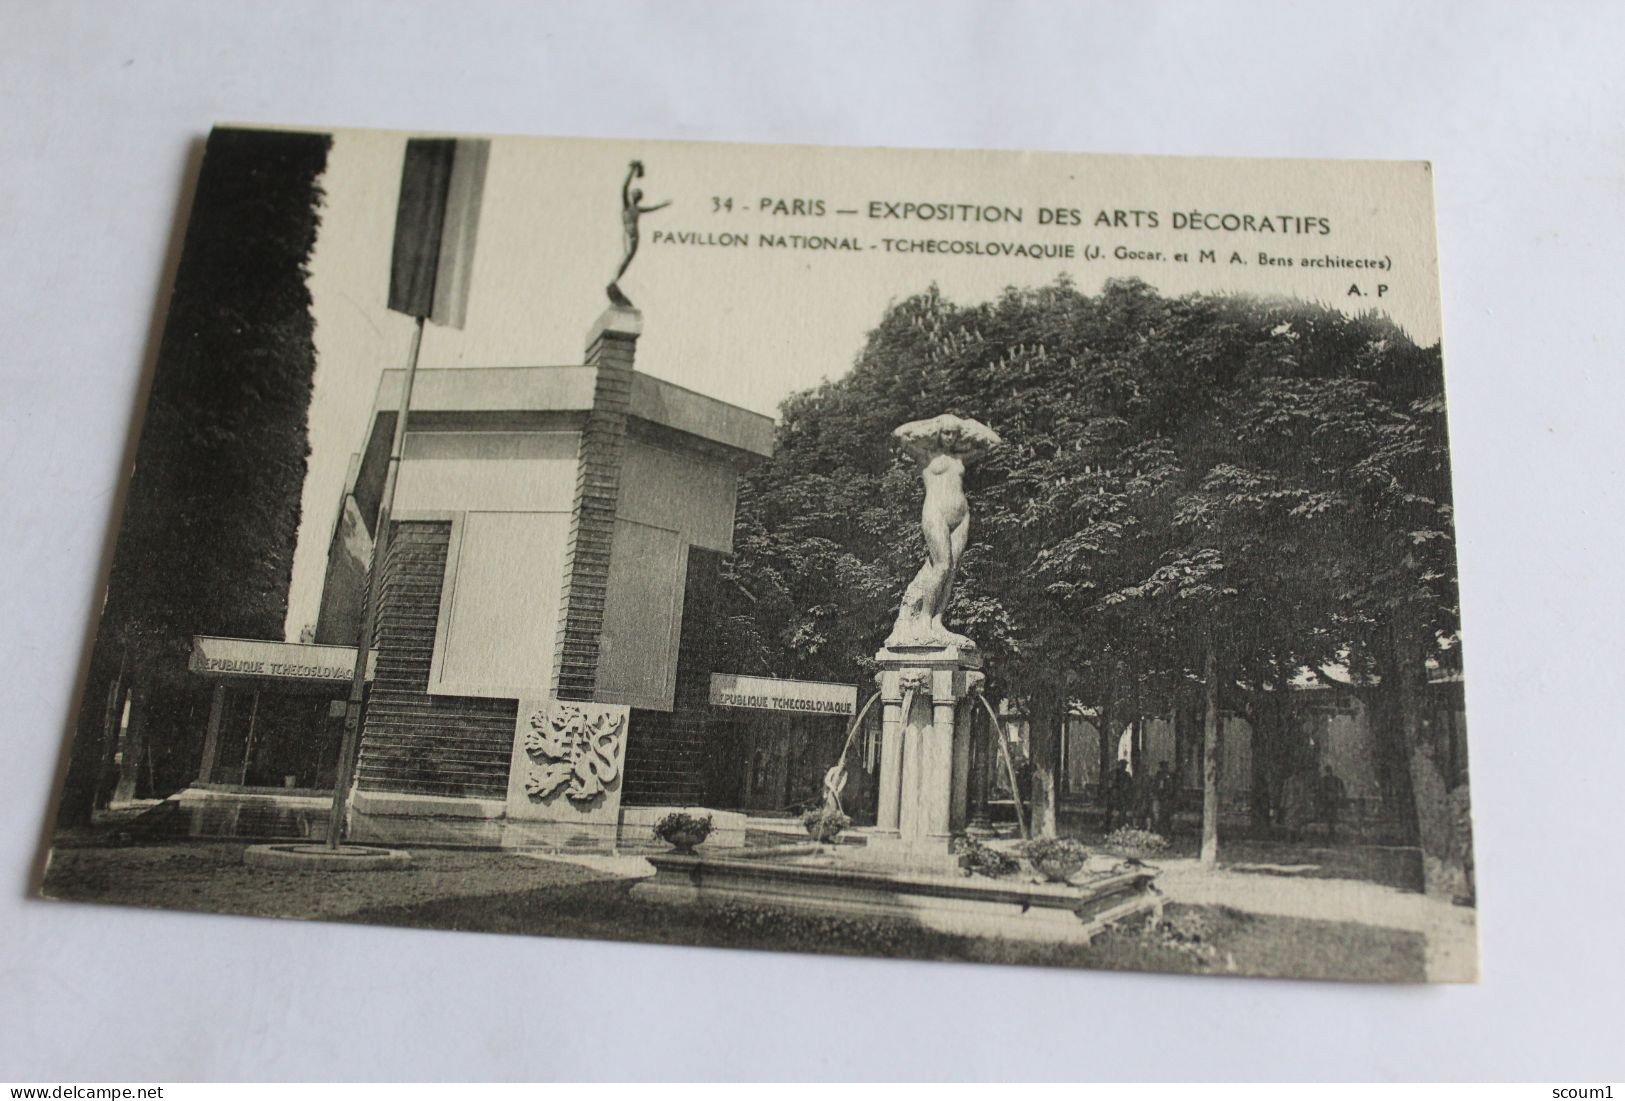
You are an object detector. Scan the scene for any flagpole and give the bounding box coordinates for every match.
[328,314,426,850]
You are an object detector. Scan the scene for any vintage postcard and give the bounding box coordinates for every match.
[41,125,1475,982]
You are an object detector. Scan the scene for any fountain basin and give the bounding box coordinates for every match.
[629,848,1162,944]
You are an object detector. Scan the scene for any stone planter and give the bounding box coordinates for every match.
[1032,854,1087,883]
[1020,840,1090,884]
[662,828,710,854]
[802,811,850,844]
[652,812,713,854]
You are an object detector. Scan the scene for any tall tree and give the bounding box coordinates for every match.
[57,128,331,823]
[723,278,1468,876]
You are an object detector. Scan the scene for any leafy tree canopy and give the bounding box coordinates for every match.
[102,127,332,670]
[720,276,1459,716]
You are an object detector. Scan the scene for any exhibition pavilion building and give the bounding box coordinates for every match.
[122,306,1464,848]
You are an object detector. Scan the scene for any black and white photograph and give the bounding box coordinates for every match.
[6,1,1625,1087]
[39,125,1475,983]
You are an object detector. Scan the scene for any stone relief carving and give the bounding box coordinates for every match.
[521,701,627,804]
[884,414,1002,649]
[899,669,932,693]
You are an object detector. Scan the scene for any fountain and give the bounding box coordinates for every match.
[632,415,1162,943]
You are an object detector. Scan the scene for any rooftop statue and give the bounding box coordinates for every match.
[606,160,670,307]
[884,414,1002,650]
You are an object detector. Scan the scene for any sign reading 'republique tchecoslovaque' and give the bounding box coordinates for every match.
[708,673,858,715]
[189,635,373,682]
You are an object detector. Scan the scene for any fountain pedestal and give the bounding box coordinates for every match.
[860,644,983,873]
[630,412,1162,946]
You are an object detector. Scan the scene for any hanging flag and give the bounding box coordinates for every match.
[387,137,489,328]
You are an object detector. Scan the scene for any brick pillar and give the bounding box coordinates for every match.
[553,306,641,701]
[357,520,518,799]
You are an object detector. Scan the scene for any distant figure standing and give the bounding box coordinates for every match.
[1103,759,1133,831]
[1315,764,1348,843]
[1279,764,1313,841]
[1151,760,1177,836]
[607,160,670,306]
[1133,765,1156,830]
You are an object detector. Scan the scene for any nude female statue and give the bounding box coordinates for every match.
[606,160,670,306]
[884,414,1002,649]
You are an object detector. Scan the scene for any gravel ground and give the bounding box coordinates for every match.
[37,837,1427,981]
[1153,858,1476,981]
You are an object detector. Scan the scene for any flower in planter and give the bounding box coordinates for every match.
[652,812,713,853]
[953,837,1021,879]
[1102,827,1170,859]
[801,805,851,843]
[1019,837,1090,883]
